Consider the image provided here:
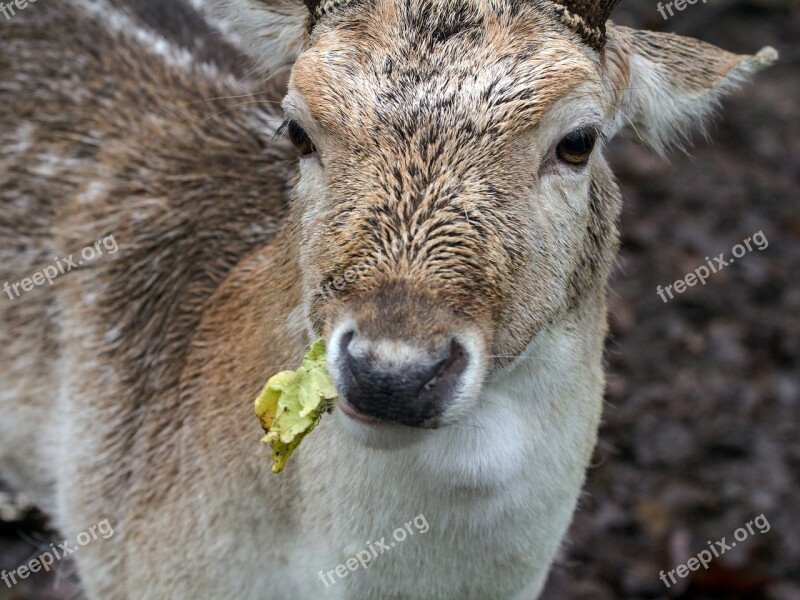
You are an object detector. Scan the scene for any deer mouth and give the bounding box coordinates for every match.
[337,398,385,425]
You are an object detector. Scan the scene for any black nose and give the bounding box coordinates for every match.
[339,332,468,426]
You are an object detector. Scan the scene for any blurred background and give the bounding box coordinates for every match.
[1,0,798,598]
[543,1,800,598]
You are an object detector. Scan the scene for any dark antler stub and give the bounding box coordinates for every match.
[303,0,321,15]
[304,0,354,22]
[545,0,622,50]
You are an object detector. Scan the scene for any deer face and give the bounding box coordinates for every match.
[285,2,616,430]
[211,0,775,432]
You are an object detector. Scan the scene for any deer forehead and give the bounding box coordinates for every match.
[289,0,601,143]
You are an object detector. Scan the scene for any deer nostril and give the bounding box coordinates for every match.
[422,339,467,393]
[339,329,356,357]
[339,333,469,426]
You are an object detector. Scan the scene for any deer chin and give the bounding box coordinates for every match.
[333,405,436,450]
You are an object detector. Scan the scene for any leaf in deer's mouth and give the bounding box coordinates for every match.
[254,339,337,474]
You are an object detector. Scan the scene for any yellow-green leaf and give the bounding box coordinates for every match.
[254,339,337,473]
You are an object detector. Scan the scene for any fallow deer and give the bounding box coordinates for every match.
[0,0,776,598]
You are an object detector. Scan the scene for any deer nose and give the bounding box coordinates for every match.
[336,331,469,427]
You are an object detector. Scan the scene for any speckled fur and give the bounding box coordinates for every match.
[0,0,775,598]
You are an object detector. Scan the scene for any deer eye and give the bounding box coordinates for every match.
[556,129,597,166]
[284,120,316,156]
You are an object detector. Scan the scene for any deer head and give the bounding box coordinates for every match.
[209,0,776,433]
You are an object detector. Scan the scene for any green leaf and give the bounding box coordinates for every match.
[254,339,337,473]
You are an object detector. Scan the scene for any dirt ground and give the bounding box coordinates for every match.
[1,1,798,599]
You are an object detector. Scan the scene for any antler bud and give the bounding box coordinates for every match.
[546,0,621,49]
[303,0,351,22]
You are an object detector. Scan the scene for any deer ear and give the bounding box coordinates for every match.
[207,0,309,76]
[603,24,778,155]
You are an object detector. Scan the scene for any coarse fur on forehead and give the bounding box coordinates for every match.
[280,0,616,366]
[278,0,619,374]
[289,0,600,139]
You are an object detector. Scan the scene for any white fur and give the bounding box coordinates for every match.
[299,314,598,599]
[208,0,308,76]
[4,122,35,155]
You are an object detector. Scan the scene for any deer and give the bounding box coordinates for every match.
[0,0,777,598]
